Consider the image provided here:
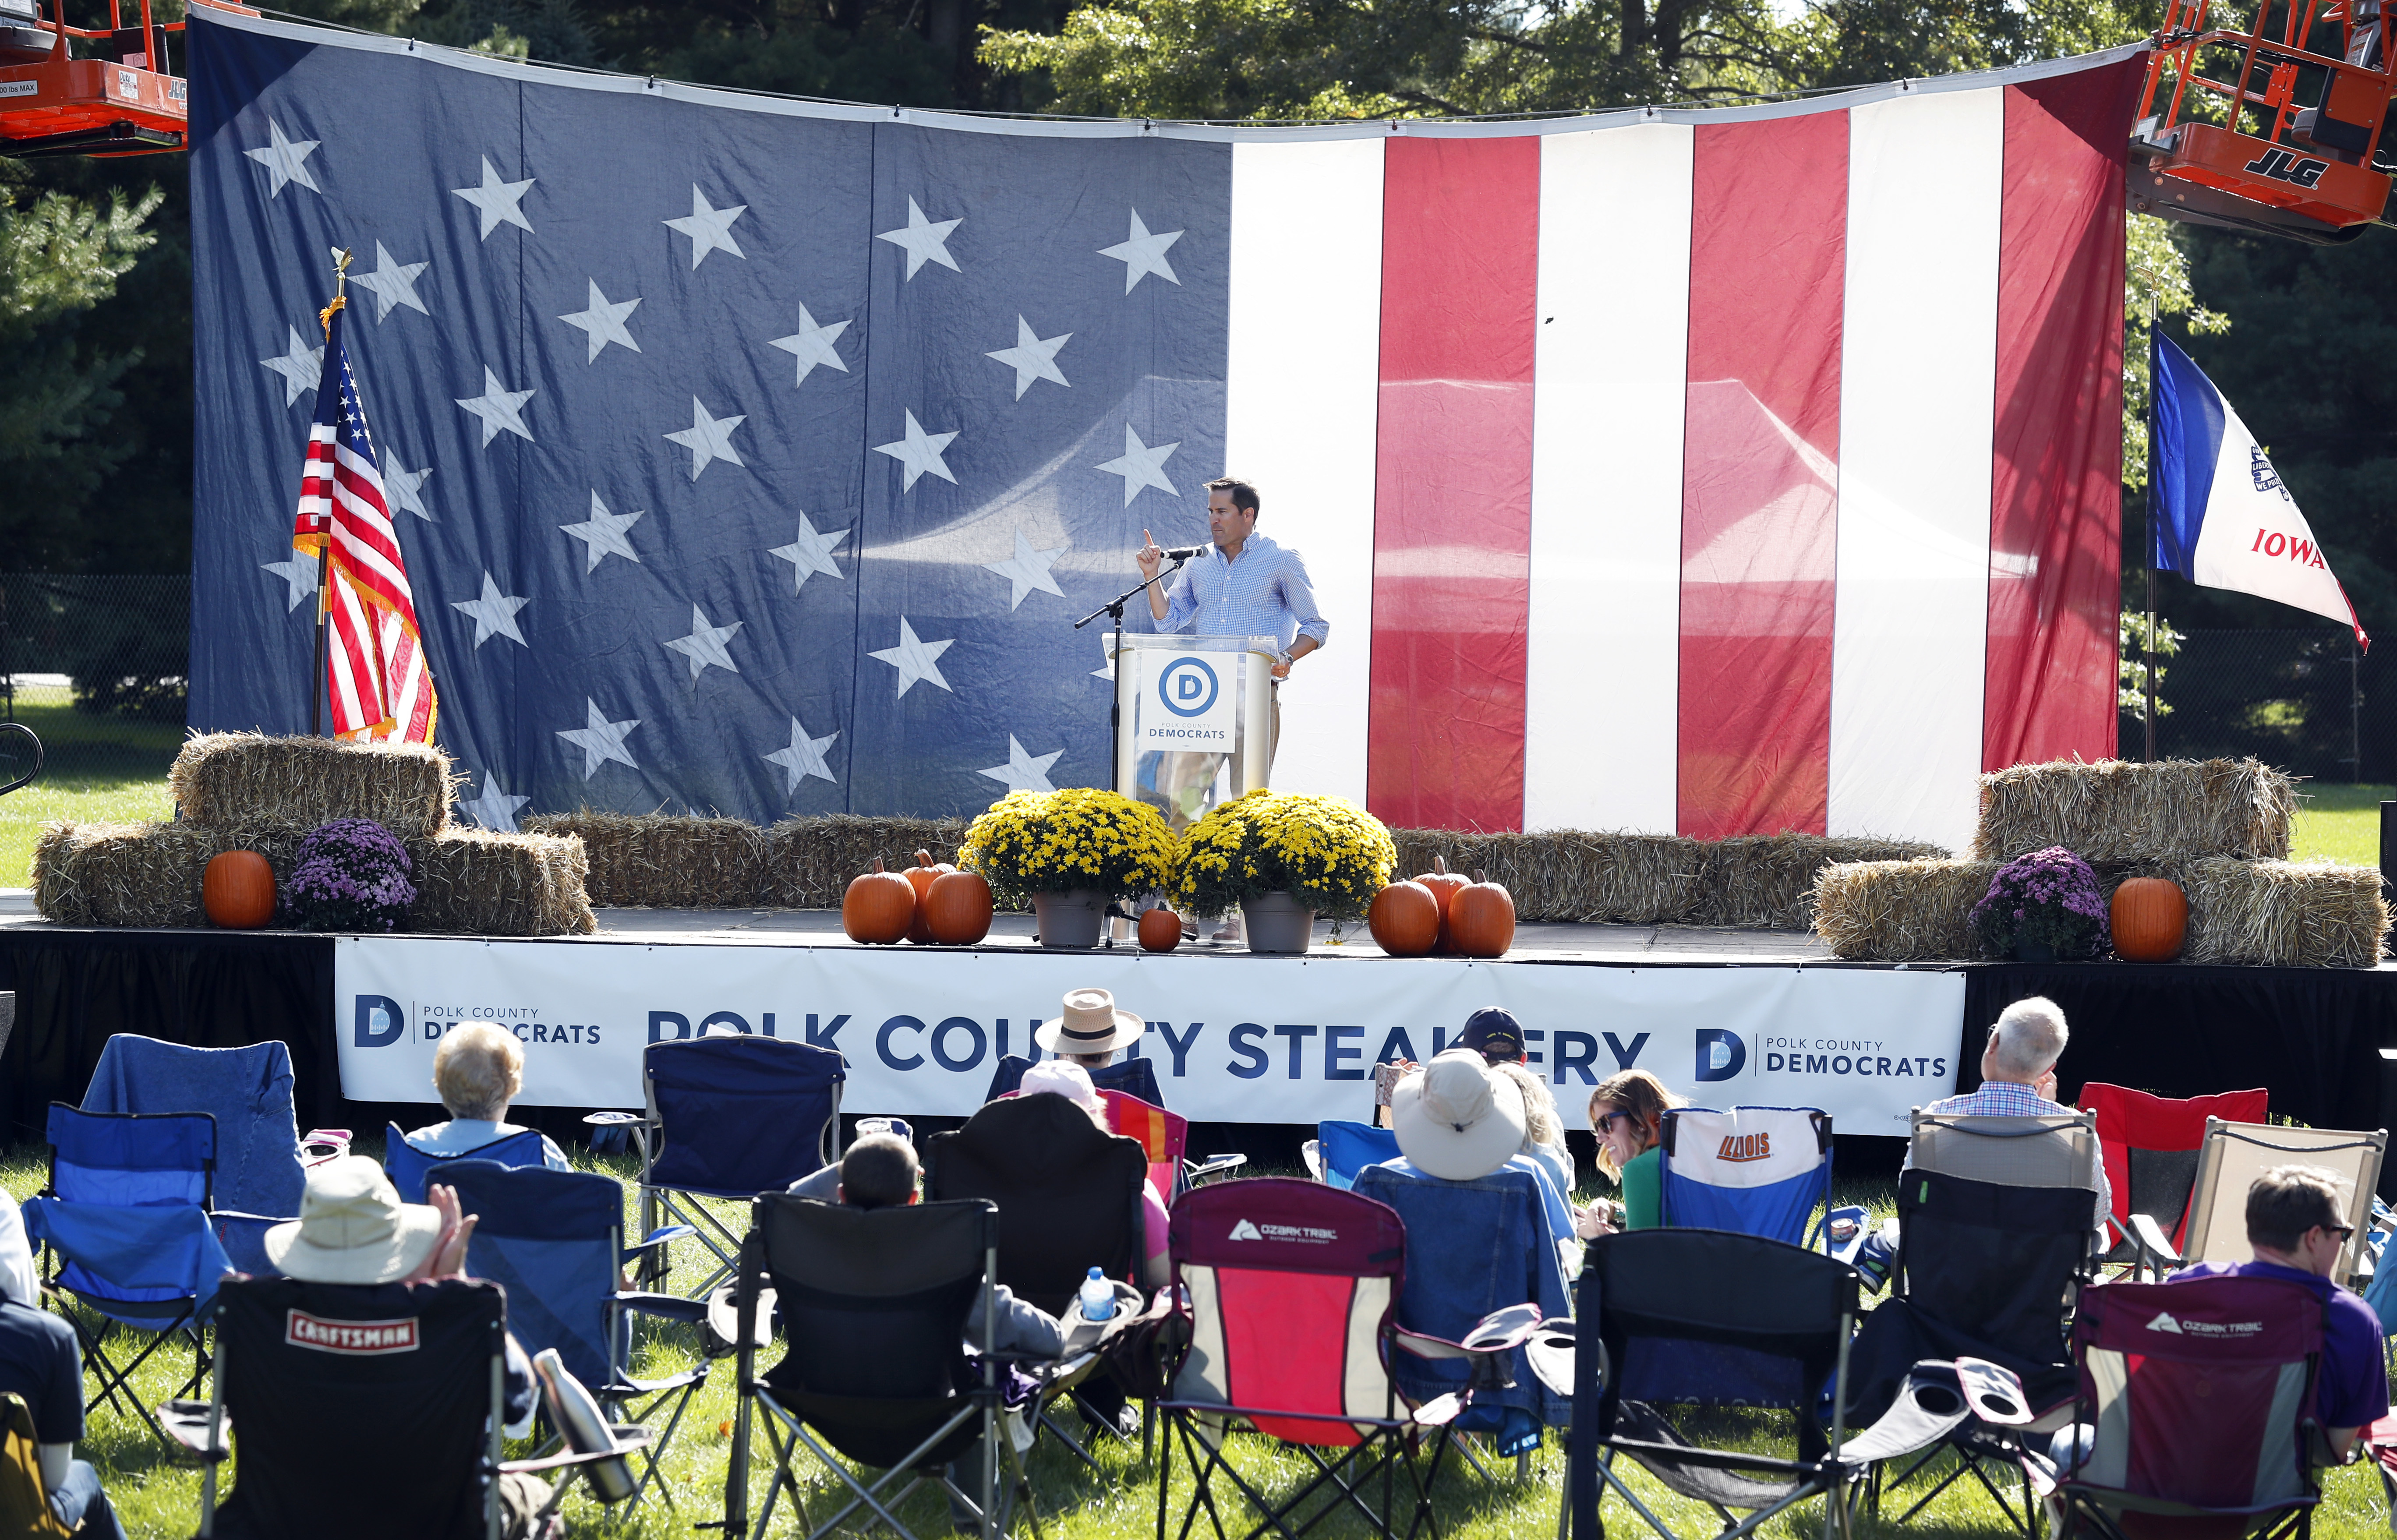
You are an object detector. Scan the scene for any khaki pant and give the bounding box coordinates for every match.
[1159,687,1279,831]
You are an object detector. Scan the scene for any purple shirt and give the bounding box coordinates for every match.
[2174,1259,2389,1431]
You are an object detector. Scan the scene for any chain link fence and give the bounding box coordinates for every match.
[0,574,191,787]
[2123,626,2393,784]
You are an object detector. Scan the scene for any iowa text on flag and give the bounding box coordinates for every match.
[292,300,439,741]
[2150,332,2367,651]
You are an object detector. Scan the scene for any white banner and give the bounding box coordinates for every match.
[333,939,1965,1134]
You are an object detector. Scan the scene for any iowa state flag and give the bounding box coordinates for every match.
[2151,332,2367,650]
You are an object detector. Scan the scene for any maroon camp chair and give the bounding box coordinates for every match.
[2035,1273,2325,1540]
[2079,1083,2269,1274]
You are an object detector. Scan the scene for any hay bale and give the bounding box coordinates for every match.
[31,822,216,927]
[405,829,596,937]
[1389,830,1705,925]
[762,815,974,909]
[1973,758,2294,864]
[1693,834,1947,929]
[523,811,767,908]
[1811,858,2000,961]
[171,732,458,839]
[2177,858,2388,968]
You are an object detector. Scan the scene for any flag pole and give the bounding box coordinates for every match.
[311,247,352,739]
[2143,288,2160,765]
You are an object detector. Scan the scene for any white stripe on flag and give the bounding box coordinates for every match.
[1827,88,2004,854]
[1524,123,1693,834]
[1223,138,1384,805]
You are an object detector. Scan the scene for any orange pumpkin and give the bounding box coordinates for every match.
[203,850,277,929]
[903,848,956,943]
[1368,880,1442,957]
[1446,870,1516,959]
[2110,876,2187,963]
[1415,855,1470,953]
[925,869,995,946]
[842,858,917,945]
[1138,906,1183,953]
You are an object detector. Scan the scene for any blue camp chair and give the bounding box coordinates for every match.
[23,1103,235,1448]
[1657,1106,1835,1248]
[982,1053,1165,1106]
[433,1160,707,1508]
[596,1035,845,1298]
[384,1123,548,1204]
[1304,1120,1402,1190]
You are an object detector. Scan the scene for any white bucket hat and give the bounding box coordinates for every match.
[265,1156,444,1284]
[1390,1049,1528,1182]
[1034,987,1145,1056]
[1018,1060,1107,1116]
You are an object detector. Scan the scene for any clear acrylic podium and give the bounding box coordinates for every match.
[1112,633,1279,830]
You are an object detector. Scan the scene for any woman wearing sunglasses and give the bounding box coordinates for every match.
[1577,1070,1684,1237]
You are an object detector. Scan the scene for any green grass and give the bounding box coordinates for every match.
[1,682,180,887]
[4,1147,2390,1539]
[2292,784,2397,867]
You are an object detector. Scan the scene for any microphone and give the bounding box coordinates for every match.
[1156,545,1207,561]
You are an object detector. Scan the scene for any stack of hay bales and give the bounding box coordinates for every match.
[32,733,594,936]
[1812,758,2388,967]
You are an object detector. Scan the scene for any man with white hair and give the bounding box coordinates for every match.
[1909,995,2111,1225]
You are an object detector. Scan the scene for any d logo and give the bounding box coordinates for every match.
[1693,1029,1746,1083]
[1157,657,1220,718]
[354,994,405,1048]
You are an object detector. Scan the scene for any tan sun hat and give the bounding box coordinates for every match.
[1034,987,1145,1056]
[1390,1049,1529,1182]
[265,1156,443,1285]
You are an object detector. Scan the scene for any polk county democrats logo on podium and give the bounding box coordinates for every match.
[1139,653,1235,751]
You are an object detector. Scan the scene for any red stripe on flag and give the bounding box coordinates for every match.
[1982,61,2139,770]
[1366,135,1539,832]
[1676,113,1848,838]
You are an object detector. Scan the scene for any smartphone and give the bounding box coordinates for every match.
[1373,1061,1407,1107]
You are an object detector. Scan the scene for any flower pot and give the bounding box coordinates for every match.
[2010,937,2061,964]
[1241,892,1315,955]
[1032,888,1107,950]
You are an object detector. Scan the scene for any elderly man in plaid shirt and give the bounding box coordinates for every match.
[1908,995,2113,1227]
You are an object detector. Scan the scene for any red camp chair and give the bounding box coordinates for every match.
[1099,1089,1184,1199]
[2078,1083,2268,1274]
[2033,1273,2325,1540]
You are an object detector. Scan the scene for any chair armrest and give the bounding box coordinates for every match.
[622,1224,696,1264]
[158,1399,230,1462]
[617,1291,709,1325]
[501,1427,654,1475]
[2125,1212,2180,1268]
[300,1129,352,1165]
[583,1111,646,1127]
[1186,1154,1248,1184]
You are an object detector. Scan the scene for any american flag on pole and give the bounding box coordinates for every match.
[291,298,438,743]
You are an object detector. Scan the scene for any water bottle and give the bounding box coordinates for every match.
[1077,1267,1115,1323]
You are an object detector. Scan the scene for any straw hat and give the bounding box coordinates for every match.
[1390,1049,1528,1181]
[1019,1060,1107,1115]
[265,1157,443,1284]
[1034,987,1145,1056]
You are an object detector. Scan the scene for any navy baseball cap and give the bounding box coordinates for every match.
[1458,1007,1525,1062]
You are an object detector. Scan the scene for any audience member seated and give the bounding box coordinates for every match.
[255,1156,550,1537]
[1910,996,2112,1227]
[1039,987,1147,1071]
[2171,1164,2388,1459]
[403,1023,569,1170]
[1581,1069,1685,1236]
[1459,1009,1577,1200]
[1017,1062,1170,1290]
[0,1252,128,1540]
[786,1118,912,1203]
[1373,1050,1577,1259]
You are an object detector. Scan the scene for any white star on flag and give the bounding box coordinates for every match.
[1095,424,1180,505]
[453,156,535,239]
[768,305,850,386]
[350,240,430,323]
[1092,634,1117,681]
[458,773,531,834]
[768,514,848,595]
[560,492,643,574]
[665,186,747,269]
[558,280,641,362]
[557,698,642,780]
[456,367,536,446]
[663,605,744,681]
[450,571,530,648]
[243,117,321,198]
[873,410,958,491]
[983,529,1065,610]
[665,397,746,479]
[979,735,1063,794]
[986,316,1071,399]
[384,457,434,522]
[876,197,962,279]
[868,617,955,698]
[259,326,323,408]
[1099,209,1184,293]
[262,554,318,613]
[764,714,841,792]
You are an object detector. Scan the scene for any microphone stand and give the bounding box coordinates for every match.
[1075,552,1189,945]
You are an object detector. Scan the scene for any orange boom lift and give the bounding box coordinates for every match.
[0,0,244,156]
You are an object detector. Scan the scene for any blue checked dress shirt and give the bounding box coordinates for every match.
[1912,1080,2114,1228]
[1155,533,1330,655]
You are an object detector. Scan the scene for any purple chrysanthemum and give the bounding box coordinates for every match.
[285,818,416,932]
[1969,845,2108,960]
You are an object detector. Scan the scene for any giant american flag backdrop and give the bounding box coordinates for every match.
[188,10,2142,853]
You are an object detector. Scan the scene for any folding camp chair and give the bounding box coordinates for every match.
[2168,1119,2389,1288]
[161,1274,653,1540]
[1351,1163,1572,1478]
[721,1194,1023,1540]
[1657,1106,1833,1247]
[984,1053,1164,1106]
[435,1159,711,1510]
[1157,1178,1533,1540]
[23,1103,235,1448]
[597,1035,846,1299]
[1566,1228,1866,1540]
[1094,1090,1246,1196]
[2030,1274,2327,1540]
[384,1122,548,1204]
[2078,1083,2269,1276]
[1303,1120,1401,1190]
